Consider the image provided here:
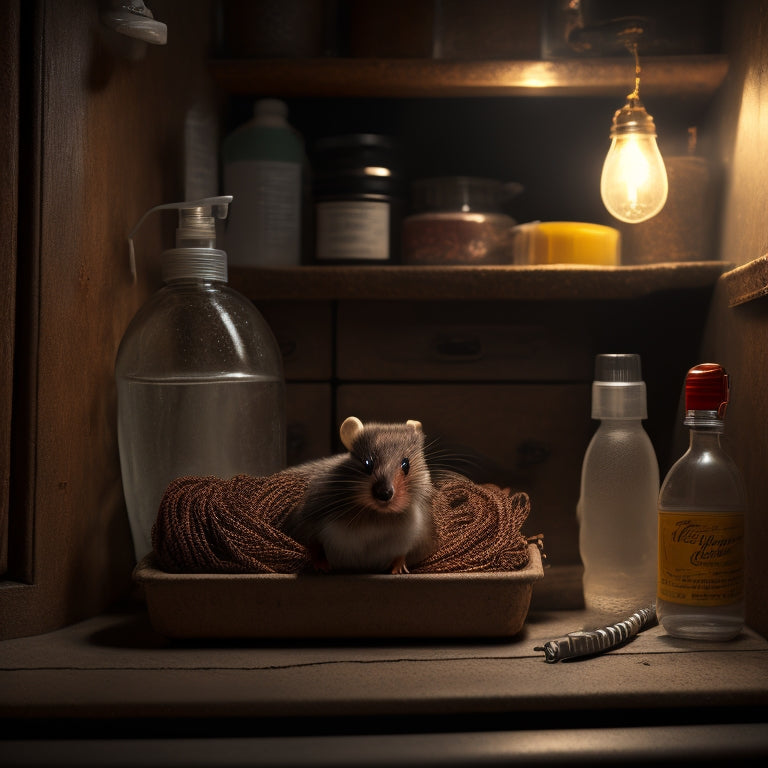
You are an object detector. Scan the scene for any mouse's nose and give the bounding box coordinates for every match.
[372,480,394,502]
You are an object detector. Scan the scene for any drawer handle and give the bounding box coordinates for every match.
[433,334,483,361]
[518,440,550,467]
[277,337,297,360]
[286,423,306,464]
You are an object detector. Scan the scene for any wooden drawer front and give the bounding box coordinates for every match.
[336,301,590,381]
[286,383,333,466]
[337,383,592,566]
[256,301,333,381]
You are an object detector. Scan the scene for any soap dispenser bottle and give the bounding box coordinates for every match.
[116,196,286,562]
[578,353,660,618]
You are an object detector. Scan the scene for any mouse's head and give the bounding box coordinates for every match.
[339,416,429,513]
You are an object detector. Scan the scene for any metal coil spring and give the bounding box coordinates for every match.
[534,605,657,663]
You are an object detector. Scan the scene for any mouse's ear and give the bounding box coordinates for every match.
[406,420,422,432]
[340,416,364,451]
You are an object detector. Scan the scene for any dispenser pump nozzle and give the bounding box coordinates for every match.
[128,195,233,281]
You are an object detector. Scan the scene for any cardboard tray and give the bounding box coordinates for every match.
[133,543,544,639]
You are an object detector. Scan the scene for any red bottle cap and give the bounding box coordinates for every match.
[685,363,729,418]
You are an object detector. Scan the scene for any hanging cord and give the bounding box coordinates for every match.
[626,40,642,102]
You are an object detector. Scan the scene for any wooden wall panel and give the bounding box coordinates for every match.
[0,0,219,639]
[703,0,768,638]
[699,281,768,639]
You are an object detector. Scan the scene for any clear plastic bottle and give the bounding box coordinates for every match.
[578,354,660,619]
[221,99,305,266]
[657,363,745,640]
[116,197,286,562]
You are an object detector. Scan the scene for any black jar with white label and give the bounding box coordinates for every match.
[312,134,402,264]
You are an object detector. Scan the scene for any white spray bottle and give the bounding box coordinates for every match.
[116,196,286,562]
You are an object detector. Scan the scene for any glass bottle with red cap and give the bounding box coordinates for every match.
[657,363,746,640]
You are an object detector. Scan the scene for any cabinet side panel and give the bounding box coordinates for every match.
[0,0,20,576]
[0,0,219,639]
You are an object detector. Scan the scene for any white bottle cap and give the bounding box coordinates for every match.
[591,353,648,419]
[253,98,289,126]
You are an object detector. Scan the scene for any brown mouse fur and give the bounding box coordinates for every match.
[283,417,436,574]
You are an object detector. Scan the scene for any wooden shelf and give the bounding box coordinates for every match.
[211,55,728,99]
[722,253,768,306]
[1,605,767,725]
[230,262,730,302]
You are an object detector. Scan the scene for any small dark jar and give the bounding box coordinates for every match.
[312,134,403,264]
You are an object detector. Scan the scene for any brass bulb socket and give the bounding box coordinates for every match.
[609,99,657,138]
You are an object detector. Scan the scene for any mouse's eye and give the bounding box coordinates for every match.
[401,457,410,475]
[362,457,374,475]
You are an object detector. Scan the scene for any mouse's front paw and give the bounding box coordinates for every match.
[388,556,409,574]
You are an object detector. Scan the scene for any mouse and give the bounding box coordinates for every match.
[283,416,436,574]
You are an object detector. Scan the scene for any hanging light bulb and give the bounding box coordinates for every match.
[600,43,668,224]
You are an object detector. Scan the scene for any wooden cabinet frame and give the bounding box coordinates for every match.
[1,0,21,579]
[0,0,220,640]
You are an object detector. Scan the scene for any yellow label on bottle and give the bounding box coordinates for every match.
[658,511,744,606]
